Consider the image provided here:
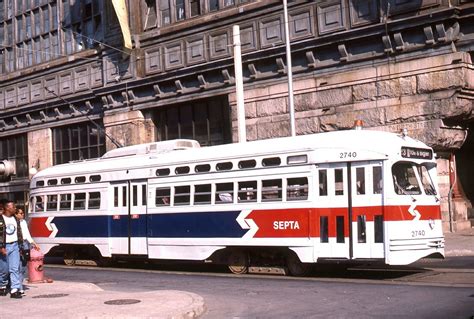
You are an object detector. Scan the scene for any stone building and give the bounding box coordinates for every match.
[0,0,473,231]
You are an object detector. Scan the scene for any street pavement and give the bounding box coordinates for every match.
[1,228,473,319]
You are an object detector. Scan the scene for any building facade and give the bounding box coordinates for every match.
[0,0,473,231]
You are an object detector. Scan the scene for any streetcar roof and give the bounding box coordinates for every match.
[31,130,432,182]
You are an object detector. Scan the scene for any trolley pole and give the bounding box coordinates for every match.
[283,0,296,137]
[233,25,246,143]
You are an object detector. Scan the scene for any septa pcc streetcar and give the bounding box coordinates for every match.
[28,129,444,275]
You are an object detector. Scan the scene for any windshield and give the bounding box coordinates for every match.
[392,162,421,195]
[417,163,437,195]
[392,162,438,196]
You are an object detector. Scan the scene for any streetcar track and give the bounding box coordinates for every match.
[44,263,474,289]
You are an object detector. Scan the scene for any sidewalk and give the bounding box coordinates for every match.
[444,227,474,257]
[0,281,206,319]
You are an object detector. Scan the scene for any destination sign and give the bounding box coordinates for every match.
[401,147,433,160]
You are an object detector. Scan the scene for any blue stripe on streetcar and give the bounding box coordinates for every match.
[51,211,247,238]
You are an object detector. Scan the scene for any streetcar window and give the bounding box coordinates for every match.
[216,162,233,171]
[216,182,233,203]
[47,179,58,186]
[356,167,365,195]
[114,187,119,207]
[90,175,101,182]
[418,164,437,195]
[88,192,101,209]
[320,216,328,243]
[373,166,382,194]
[142,185,147,205]
[336,216,344,243]
[374,215,384,243]
[155,187,171,206]
[35,196,44,212]
[238,181,257,203]
[73,193,86,210]
[156,168,170,176]
[262,179,282,201]
[75,176,86,184]
[357,215,366,243]
[61,178,71,185]
[175,166,190,175]
[36,180,44,187]
[318,170,328,196]
[195,164,211,173]
[194,184,211,204]
[239,160,256,169]
[60,194,72,210]
[392,162,421,195]
[122,186,127,206]
[287,177,308,201]
[47,195,58,211]
[335,169,344,195]
[132,185,138,206]
[287,154,307,165]
[174,186,190,205]
[262,157,281,167]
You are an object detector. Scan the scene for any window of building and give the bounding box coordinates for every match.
[52,122,106,165]
[0,134,28,179]
[0,0,103,73]
[154,97,231,147]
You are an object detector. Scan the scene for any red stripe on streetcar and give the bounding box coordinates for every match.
[29,217,52,238]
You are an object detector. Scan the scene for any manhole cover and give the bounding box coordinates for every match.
[104,299,141,305]
[33,293,69,299]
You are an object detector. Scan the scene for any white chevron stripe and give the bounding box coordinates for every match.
[236,210,259,239]
[45,216,58,238]
[408,203,421,221]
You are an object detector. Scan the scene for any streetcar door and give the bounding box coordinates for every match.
[316,163,350,259]
[129,180,148,255]
[109,180,148,256]
[350,161,384,259]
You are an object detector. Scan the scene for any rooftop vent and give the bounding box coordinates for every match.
[101,139,200,159]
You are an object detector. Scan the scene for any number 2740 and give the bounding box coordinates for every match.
[339,152,357,159]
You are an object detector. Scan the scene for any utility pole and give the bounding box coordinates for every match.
[283,0,296,136]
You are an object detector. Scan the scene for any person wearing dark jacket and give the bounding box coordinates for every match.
[0,200,23,298]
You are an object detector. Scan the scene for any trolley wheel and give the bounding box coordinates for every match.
[286,253,312,277]
[228,250,249,274]
[63,249,76,266]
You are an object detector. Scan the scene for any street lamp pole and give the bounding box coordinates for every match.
[283,0,296,137]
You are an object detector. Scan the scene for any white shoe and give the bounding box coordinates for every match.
[20,290,25,295]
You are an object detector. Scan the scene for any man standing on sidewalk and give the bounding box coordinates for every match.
[0,199,8,296]
[0,200,23,298]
